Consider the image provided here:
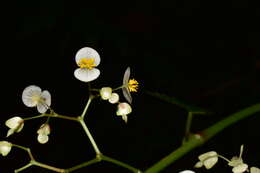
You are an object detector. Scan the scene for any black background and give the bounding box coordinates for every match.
[0,0,260,172]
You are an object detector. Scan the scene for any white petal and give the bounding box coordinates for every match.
[123,67,130,85]
[108,93,119,104]
[250,167,260,173]
[203,157,218,169]
[198,151,218,161]
[22,85,42,107]
[37,124,51,135]
[122,67,132,103]
[41,90,51,106]
[37,102,48,113]
[0,141,12,156]
[37,134,49,144]
[179,170,195,173]
[75,47,100,66]
[6,129,15,137]
[194,161,203,168]
[122,87,132,104]
[232,163,248,173]
[74,68,100,82]
[5,116,23,129]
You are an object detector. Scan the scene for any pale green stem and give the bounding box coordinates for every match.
[101,154,141,173]
[12,144,35,160]
[65,158,100,172]
[81,96,93,119]
[144,103,260,173]
[47,113,79,121]
[31,160,65,173]
[14,162,33,173]
[217,154,230,163]
[23,114,45,121]
[78,117,101,155]
[113,85,125,91]
[182,112,193,143]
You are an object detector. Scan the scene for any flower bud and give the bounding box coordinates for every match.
[5,116,24,137]
[100,87,112,100]
[108,93,119,104]
[0,141,12,156]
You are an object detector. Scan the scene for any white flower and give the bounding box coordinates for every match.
[194,151,218,169]
[100,87,112,100]
[179,170,195,173]
[116,102,132,123]
[228,145,248,173]
[37,124,51,144]
[108,93,119,104]
[74,47,101,82]
[5,116,24,137]
[250,167,260,173]
[22,85,51,113]
[0,141,12,156]
[122,67,139,104]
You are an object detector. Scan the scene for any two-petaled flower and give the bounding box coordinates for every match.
[74,47,101,82]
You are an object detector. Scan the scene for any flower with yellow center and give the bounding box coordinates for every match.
[74,47,101,82]
[22,85,51,113]
[122,67,139,104]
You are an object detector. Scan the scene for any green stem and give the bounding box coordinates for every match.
[31,160,65,173]
[78,117,101,155]
[12,144,35,160]
[14,162,33,173]
[47,113,79,121]
[101,154,141,173]
[81,96,93,119]
[65,158,100,172]
[182,112,193,143]
[23,114,45,121]
[144,103,260,173]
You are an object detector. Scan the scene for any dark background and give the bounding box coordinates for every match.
[0,0,260,172]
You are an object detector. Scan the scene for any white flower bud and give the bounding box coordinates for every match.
[37,124,51,144]
[179,170,195,173]
[0,141,12,156]
[116,102,132,116]
[108,93,119,104]
[5,116,24,137]
[196,151,218,169]
[100,87,112,100]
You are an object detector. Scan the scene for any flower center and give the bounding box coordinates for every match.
[128,79,139,92]
[31,94,41,103]
[78,58,96,70]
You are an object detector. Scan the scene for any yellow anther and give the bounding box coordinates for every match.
[128,79,139,92]
[78,58,96,69]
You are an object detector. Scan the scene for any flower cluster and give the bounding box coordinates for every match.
[194,145,260,173]
[99,67,139,123]
[5,85,52,145]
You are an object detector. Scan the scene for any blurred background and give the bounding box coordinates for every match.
[0,0,260,172]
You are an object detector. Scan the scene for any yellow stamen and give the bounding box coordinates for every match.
[78,58,96,70]
[128,79,139,92]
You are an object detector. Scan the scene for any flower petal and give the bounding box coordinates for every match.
[41,90,51,107]
[179,170,195,173]
[37,102,48,113]
[22,85,42,107]
[122,67,132,103]
[250,167,260,173]
[75,47,100,66]
[74,68,100,82]
[232,163,248,173]
[5,117,23,129]
[37,134,49,144]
